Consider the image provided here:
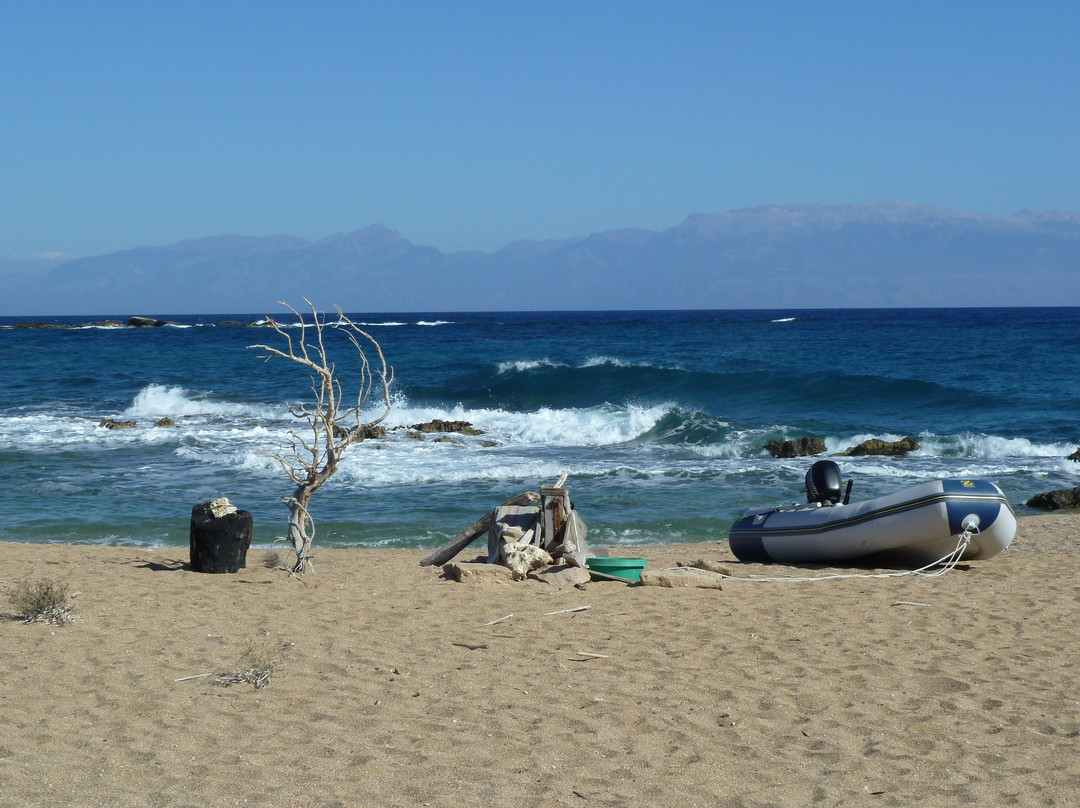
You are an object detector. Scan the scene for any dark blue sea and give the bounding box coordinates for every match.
[2,308,1077,550]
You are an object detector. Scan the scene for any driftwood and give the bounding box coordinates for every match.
[419,492,540,566]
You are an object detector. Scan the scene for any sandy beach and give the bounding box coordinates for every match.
[2,513,1078,807]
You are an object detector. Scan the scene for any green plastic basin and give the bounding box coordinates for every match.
[586,556,648,582]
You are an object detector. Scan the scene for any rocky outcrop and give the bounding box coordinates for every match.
[765,437,826,458]
[154,417,177,427]
[411,419,485,435]
[1068,447,1080,462]
[6,320,126,329]
[3,318,261,330]
[835,436,919,457]
[1027,486,1080,511]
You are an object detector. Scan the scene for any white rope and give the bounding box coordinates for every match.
[724,526,977,584]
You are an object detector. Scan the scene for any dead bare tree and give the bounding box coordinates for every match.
[249,300,393,573]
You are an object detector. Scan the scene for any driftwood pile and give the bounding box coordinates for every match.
[420,475,590,580]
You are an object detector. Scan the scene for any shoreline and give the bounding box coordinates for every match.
[2,512,1077,806]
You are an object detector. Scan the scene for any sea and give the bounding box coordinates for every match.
[2,308,1078,552]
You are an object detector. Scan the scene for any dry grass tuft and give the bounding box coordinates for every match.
[8,577,75,625]
[261,549,291,571]
[214,639,290,689]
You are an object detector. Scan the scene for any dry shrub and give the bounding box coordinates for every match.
[261,549,290,570]
[8,577,75,625]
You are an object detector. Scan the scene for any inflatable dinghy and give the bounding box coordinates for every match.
[729,461,1016,564]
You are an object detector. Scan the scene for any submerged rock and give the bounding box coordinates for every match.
[98,418,136,430]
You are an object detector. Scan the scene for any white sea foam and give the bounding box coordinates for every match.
[581,355,631,368]
[416,320,453,326]
[384,401,670,447]
[123,384,277,420]
[495,358,565,374]
[824,431,1073,462]
[496,355,673,373]
[198,399,676,487]
[916,432,1074,459]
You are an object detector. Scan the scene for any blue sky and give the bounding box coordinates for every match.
[2,0,1078,259]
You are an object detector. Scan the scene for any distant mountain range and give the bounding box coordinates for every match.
[4,201,1079,315]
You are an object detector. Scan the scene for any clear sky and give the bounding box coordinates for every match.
[2,0,1078,259]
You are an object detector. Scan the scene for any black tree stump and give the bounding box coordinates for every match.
[190,499,252,573]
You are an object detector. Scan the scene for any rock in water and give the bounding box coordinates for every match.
[836,436,919,456]
[765,437,826,458]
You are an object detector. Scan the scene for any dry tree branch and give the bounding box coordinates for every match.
[248,299,393,573]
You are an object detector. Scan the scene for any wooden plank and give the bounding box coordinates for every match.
[418,491,539,566]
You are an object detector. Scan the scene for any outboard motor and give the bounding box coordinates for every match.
[805,460,843,505]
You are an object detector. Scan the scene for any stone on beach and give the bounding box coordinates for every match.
[528,564,592,588]
[639,567,725,589]
[443,560,517,583]
[1027,486,1080,511]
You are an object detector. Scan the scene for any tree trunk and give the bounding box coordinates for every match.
[287,486,316,573]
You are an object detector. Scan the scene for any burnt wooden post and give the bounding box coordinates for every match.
[190,498,252,573]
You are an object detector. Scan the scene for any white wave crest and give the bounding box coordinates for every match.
[916,432,1075,459]
[581,355,631,368]
[123,384,275,420]
[495,358,566,374]
[381,401,671,447]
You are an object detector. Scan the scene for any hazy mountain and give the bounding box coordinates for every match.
[4,201,1079,316]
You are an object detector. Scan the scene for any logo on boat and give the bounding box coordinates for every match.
[961,480,975,488]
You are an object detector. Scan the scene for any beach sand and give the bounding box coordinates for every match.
[2,513,1078,807]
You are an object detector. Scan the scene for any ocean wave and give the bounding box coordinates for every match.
[581,355,632,368]
[381,400,672,447]
[495,355,675,374]
[912,432,1077,460]
[823,431,1075,461]
[495,358,566,374]
[123,384,277,420]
